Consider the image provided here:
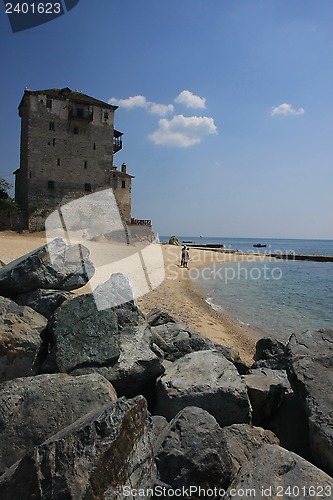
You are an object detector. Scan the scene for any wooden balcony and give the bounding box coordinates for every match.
[68,108,93,121]
[113,129,123,153]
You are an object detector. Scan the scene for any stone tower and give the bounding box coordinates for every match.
[15,87,134,229]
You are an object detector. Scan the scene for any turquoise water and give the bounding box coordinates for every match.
[161,237,333,342]
[195,259,333,343]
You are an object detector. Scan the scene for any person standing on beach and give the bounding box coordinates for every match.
[184,247,190,269]
[180,245,186,267]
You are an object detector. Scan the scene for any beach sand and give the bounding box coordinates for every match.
[0,232,259,364]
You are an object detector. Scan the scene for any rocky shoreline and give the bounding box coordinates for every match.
[0,239,332,498]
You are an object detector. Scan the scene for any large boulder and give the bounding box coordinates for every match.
[220,424,279,477]
[168,236,179,245]
[155,406,232,492]
[243,368,291,426]
[0,238,94,297]
[154,350,251,426]
[269,392,312,461]
[41,293,120,372]
[0,373,117,474]
[0,396,157,500]
[151,320,241,366]
[0,297,47,382]
[150,322,216,362]
[14,289,73,319]
[252,337,287,370]
[225,444,333,499]
[286,329,333,476]
[41,276,164,398]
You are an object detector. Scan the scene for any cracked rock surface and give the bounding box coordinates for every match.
[154,350,251,426]
[286,329,333,476]
[41,275,164,397]
[0,372,117,474]
[0,296,47,382]
[0,238,94,297]
[225,444,333,499]
[0,396,156,500]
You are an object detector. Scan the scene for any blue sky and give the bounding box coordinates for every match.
[1,0,333,239]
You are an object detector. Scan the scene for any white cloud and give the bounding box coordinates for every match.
[108,95,173,116]
[149,103,174,116]
[109,95,147,109]
[149,114,217,147]
[271,103,305,116]
[174,90,206,109]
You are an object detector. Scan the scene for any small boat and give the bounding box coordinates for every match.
[253,243,267,248]
[182,240,193,244]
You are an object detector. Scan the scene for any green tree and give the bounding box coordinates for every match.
[0,179,11,200]
[0,179,19,211]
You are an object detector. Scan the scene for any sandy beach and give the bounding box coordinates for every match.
[0,232,259,364]
[137,245,258,364]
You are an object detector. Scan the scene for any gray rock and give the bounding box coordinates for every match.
[225,444,333,499]
[286,329,333,475]
[243,368,291,426]
[14,288,73,319]
[150,322,215,362]
[147,308,176,326]
[41,278,164,397]
[168,236,179,245]
[155,406,232,492]
[0,373,117,474]
[42,293,121,373]
[220,424,279,477]
[0,396,157,500]
[151,321,240,365]
[154,350,251,427]
[0,297,47,382]
[93,272,135,310]
[0,238,94,297]
[152,415,169,446]
[269,392,312,460]
[252,336,287,370]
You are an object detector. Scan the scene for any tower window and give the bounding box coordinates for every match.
[74,127,79,135]
[57,158,61,166]
[122,180,126,189]
[46,98,52,108]
[29,171,32,179]
[84,183,92,192]
[76,108,84,118]
[93,143,96,150]
[49,122,55,131]
[48,180,55,190]
[104,111,109,120]
[53,138,56,147]
[84,161,87,169]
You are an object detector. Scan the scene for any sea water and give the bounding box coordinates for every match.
[160,236,333,256]
[161,237,333,342]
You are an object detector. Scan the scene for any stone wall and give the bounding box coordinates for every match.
[129,223,156,242]
[0,209,27,231]
[17,93,116,212]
